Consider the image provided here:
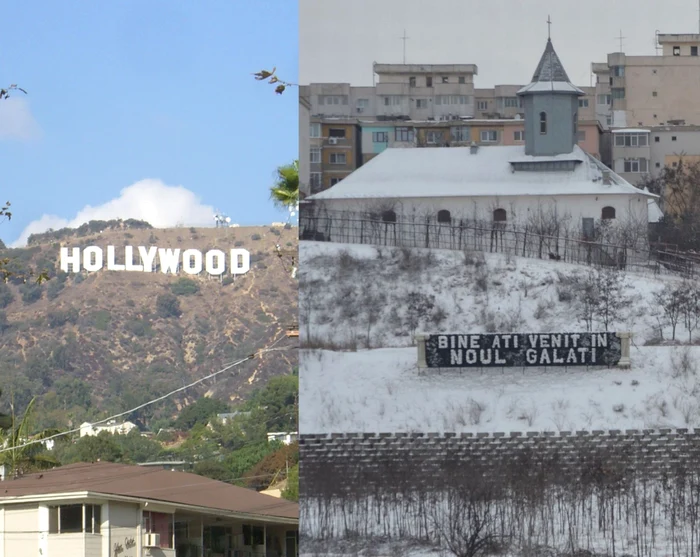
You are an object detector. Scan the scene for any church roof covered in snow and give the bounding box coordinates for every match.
[517,39,585,96]
[307,145,658,201]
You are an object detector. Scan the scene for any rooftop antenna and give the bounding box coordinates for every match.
[400,29,409,64]
[617,29,626,53]
[654,30,661,55]
[547,15,552,40]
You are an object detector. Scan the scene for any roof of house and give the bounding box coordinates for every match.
[308,145,657,200]
[0,462,297,522]
[517,39,585,96]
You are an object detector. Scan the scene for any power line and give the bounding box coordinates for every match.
[0,335,294,456]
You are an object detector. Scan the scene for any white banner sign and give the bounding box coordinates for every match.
[59,246,251,276]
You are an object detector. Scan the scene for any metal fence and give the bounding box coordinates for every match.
[300,208,700,278]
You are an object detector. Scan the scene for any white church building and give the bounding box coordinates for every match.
[303,38,660,247]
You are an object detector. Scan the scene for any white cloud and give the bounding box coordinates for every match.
[0,97,41,141]
[12,179,217,247]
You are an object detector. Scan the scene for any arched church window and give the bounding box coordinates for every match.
[540,112,547,134]
[437,210,451,223]
[381,210,397,223]
[493,208,507,222]
[601,206,616,220]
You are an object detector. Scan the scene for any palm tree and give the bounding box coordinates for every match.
[270,160,299,209]
[0,396,60,477]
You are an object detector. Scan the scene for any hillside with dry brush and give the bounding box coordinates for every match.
[0,220,298,431]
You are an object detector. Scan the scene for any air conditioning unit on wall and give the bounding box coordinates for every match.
[328,137,339,145]
[143,533,161,547]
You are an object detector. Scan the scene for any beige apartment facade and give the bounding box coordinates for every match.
[610,124,700,185]
[0,462,298,557]
[592,34,700,128]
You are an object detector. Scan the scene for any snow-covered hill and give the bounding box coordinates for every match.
[300,241,700,433]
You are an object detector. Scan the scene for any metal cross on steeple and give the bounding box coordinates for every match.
[547,15,552,39]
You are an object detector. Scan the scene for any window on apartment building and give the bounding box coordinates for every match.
[436,95,468,105]
[409,76,417,87]
[480,130,498,142]
[652,91,658,97]
[578,99,589,108]
[611,88,625,99]
[655,162,661,168]
[672,136,677,141]
[330,178,342,186]
[415,98,428,109]
[539,112,547,134]
[611,66,625,77]
[395,127,414,142]
[606,116,613,126]
[504,98,519,108]
[693,46,699,56]
[310,148,321,164]
[450,126,471,142]
[614,133,648,147]
[372,131,389,143]
[673,161,678,167]
[329,153,347,164]
[49,504,101,534]
[458,76,466,84]
[356,99,369,111]
[143,511,174,549]
[577,130,586,141]
[623,158,648,173]
[673,46,681,56]
[243,525,265,546]
[514,130,524,141]
[310,173,322,189]
[383,96,402,106]
[477,100,488,111]
[426,76,433,87]
[596,94,612,105]
[328,128,346,138]
[426,131,444,144]
[319,95,348,105]
[441,76,449,83]
[310,123,321,138]
[655,136,660,142]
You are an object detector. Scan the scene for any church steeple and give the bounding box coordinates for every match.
[517,28,585,157]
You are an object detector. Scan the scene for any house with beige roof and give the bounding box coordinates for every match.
[0,461,298,557]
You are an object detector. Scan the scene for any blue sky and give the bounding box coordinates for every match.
[0,0,298,246]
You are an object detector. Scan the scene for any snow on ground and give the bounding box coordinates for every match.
[300,241,700,434]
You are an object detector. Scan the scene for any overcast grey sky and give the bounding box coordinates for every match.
[300,0,700,88]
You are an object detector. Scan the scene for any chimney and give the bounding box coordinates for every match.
[470,141,479,154]
[602,169,612,185]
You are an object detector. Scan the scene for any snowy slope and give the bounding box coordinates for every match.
[300,241,700,434]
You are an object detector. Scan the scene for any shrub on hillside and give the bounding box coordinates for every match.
[20,284,43,305]
[156,293,182,318]
[251,234,262,241]
[0,283,14,308]
[170,278,200,296]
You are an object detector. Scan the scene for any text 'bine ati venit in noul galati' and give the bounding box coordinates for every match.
[59,246,251,275]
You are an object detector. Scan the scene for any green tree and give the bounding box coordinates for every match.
[0,397,61,476]
[193,460,230,482]
[270,160,299,209]
[282,463,299,502]
[247,375,298,432]
[224,441,281,486]
[174,397,230,430]
[59,431,123,464]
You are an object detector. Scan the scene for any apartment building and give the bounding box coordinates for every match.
[592,34,700,128]
[300,62,599,196]
[611,124,700,186]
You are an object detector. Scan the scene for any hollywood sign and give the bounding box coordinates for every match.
[416,332,631,369]
[59,246,251,275]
